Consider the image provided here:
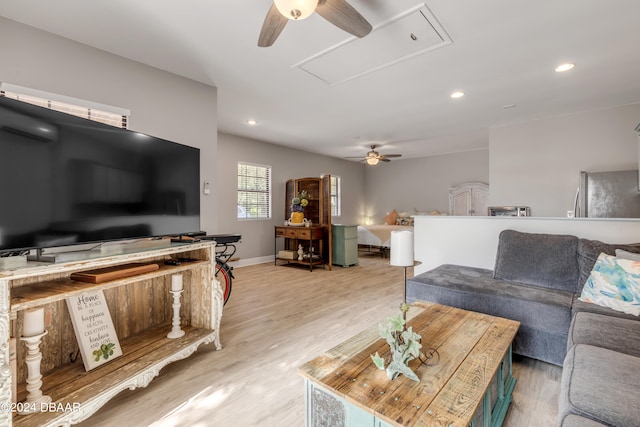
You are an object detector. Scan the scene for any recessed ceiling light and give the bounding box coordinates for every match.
[555,63,575,72]
[246,119,257,126]
[450,91,465,99]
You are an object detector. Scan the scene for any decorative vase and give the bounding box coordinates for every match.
[291,211,304,224]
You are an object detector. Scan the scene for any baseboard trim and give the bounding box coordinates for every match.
[228,255,274,268]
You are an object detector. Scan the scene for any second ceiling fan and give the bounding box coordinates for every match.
[258,0,372,47]
[345,145,402,165]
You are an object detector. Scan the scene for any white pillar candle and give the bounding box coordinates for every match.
[23,307,45,337]
[171,274,183,292]
[390,230,414,267]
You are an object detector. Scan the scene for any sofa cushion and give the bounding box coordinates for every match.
[568,311,640,357]
[493,230,579,292]
[577,238,640,291]
[578,252,640,316]
[407,264,574,365]
[559,344,640,427]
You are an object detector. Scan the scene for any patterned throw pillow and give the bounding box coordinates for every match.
[395,217,414,226]
[579,253,640,316]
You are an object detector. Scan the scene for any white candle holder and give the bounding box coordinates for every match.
[18,331,52,415]
[167,289,185,339]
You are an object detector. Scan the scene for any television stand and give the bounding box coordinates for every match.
[0,241,223,427]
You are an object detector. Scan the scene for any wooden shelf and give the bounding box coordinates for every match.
[10,261,208,313]
[13,325,217,427]
[0,241,222,427]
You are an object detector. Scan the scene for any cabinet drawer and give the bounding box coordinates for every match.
[343,226,357,240]
[297,229,311,239]
[285,228,298,238]
[275,227,286,237]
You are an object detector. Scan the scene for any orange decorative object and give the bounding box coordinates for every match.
[291,212,304,224]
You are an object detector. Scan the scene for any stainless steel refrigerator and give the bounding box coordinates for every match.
[578,170,640,218]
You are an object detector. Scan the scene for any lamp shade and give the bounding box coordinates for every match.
[274,0,318,20]
[390,230,414,267]
[366,157,379,165]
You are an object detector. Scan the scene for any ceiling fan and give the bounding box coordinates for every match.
[345,145,402,165]
[258,0,372,47]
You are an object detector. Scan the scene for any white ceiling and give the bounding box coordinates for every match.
[1,0,640,161]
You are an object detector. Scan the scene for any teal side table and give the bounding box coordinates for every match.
[332,224,358,267]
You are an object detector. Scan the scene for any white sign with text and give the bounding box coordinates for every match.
[66,290,122,371]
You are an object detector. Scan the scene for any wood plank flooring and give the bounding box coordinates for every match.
[77,253,561,427]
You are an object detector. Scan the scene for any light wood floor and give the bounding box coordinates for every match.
[78,253,562,427]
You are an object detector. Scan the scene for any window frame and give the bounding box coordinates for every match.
[330,175,341,218]
[237,161,272,220]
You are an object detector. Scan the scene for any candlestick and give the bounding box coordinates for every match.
[171,274,183,292]
[167,289,185,339]
[23,307,45,337]
[17,331,51,415]
[390,230,417,321]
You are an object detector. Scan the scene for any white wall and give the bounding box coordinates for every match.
[0,17,218,232]
[217,133,365,263]
[364,149,489,222]
[490,103,640,217]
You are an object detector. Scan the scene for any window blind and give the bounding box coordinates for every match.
[0,82,129,128]
[237,162,272,219]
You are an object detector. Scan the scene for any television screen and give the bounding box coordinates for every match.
[0,96,200,254]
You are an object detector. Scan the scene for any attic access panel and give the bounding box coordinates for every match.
[294,4,452,85]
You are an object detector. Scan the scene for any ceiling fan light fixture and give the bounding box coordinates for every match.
[274,0,318,20]
[555,62,575,73]
[366,157,379,166]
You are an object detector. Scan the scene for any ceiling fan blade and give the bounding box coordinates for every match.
[344,156,366,159]
[316,0,372,38]
[381,154,402,158]
[258,4,289,47]
[379,158,391,162]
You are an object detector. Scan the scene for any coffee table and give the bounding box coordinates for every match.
[298,302,520,427]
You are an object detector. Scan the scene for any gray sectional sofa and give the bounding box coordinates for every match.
[406,229,640,426]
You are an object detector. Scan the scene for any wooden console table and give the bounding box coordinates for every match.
[0,241,223,426]
[274,225,331,271]
[299,302,519,427]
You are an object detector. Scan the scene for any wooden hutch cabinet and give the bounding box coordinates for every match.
[274,176,332,270]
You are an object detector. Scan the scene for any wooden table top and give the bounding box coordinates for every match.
[298,302,520,427]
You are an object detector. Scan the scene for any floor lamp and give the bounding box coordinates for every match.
[390,230,414,321]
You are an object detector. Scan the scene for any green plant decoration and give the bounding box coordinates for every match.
[93,343,116,362]
[371,314,422,382]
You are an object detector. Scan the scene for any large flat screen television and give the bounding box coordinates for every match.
[0,95,201,255]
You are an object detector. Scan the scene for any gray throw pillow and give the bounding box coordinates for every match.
[616,248,640,261]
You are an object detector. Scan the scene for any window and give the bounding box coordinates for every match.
[237,162,271,220]
[330,175,341,217]
[0,82,129,128]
